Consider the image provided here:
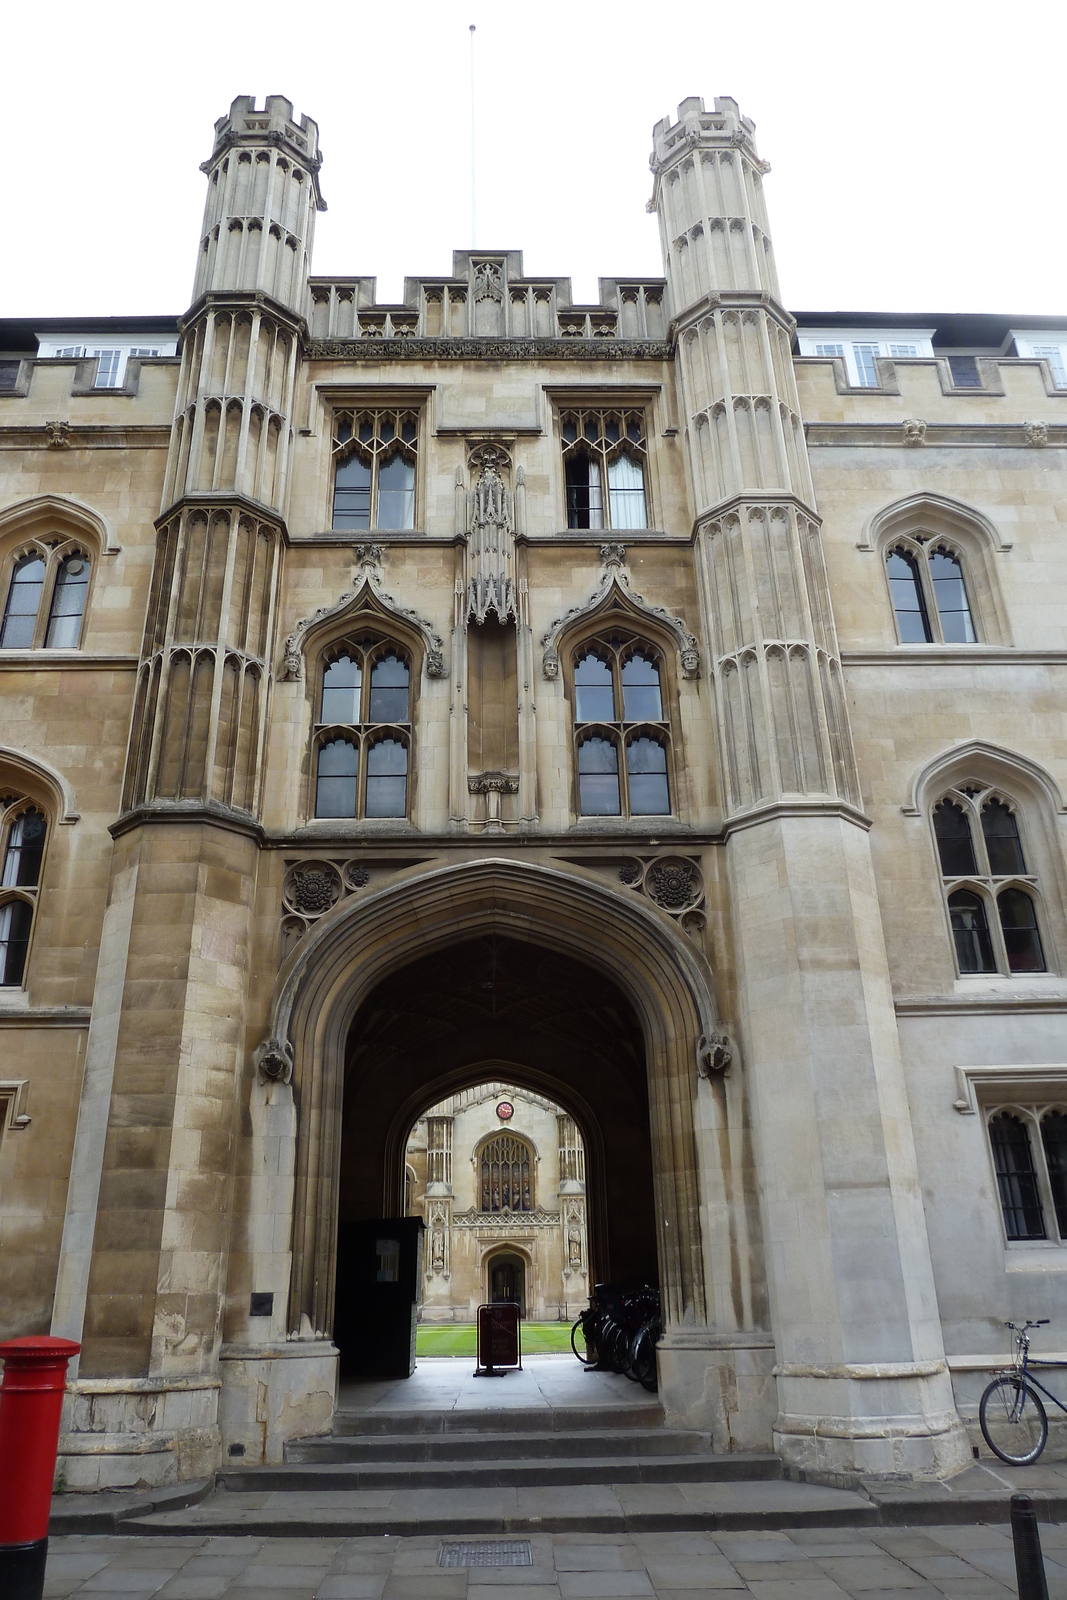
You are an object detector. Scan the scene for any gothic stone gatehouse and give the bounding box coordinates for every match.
[2,92,1067,1486]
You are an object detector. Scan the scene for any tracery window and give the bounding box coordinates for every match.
[987,1106,1067,1243]
[0,798,47,986]
[313,640,410,820]
[885,540,976,643]
[933,786,1046,975]
[480,1133,533,1213]
[331,409,418,531]
[0,545,91,651]
[561,409,649,530]
[572,638,670,818]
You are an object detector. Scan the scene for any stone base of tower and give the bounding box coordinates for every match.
[218,1341,338,1468]
[656,1332,777,1452]
[56,1377,222,1491]
[773,1368,972,1481]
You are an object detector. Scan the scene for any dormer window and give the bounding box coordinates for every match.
[799,328,935,387]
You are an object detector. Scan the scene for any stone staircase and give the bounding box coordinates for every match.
[107,1401,880,1535]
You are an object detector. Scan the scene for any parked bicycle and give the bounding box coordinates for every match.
[571,1283,661,1391]
[979,1319,1067,1464]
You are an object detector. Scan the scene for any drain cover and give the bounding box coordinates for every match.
[439,1540,533,1568]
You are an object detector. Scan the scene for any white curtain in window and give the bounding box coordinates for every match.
[586,459,604,530]
[607,454,647,529]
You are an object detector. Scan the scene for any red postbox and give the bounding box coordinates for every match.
[0,1336,80,1600]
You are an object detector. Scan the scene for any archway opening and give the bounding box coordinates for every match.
[332,933,658,1377]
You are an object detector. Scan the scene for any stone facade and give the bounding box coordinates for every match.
[1,92,1066,1486]
[405,1082,589,1323]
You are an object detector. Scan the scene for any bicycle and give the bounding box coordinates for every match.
[979,1319,1064,1464]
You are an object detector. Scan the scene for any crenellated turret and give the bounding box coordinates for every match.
[123,97,323,820]
[652,96,857,815]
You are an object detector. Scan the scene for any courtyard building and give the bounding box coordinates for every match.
[0,92,1066,1488]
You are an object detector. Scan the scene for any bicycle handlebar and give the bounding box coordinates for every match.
[1005,1319,1051,1331]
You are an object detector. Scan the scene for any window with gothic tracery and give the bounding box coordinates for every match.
[0,797,48,986]
[480,1133,533,1213]
[885,540,976,643]
[561,409,649,530]
[0,544,91,650]
[932,786,1047,976]
[571,636,670,818]
[331,409,419,531]
[314,639,410,820]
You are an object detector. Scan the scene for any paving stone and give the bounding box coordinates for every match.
[460,1589,561,1600]
[78,1568,182,1592]
[381,1578,469,1598]
[227,1566,330,1588]
[313,1578,389,1599]
[467,1572,560,1587]
[556,1575,655,1598]
[816,1557,934,1590]
[641,1561,747,1591]
[741,1583,850,1600]
[552,1543,645,1569]
[154,1578,230,1599]
[714,1536,801,1562]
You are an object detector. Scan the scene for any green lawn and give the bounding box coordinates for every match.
[416,1321,575,1357]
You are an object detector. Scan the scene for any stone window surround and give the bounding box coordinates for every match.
[955,1064,1067,1251]
[309,633,414,824]
[0,791,50,992]
[566,630,677,825]
[329,402,422,535]
[931,783,1054,980]
[0,536,95,654]
[863,494,1012,649]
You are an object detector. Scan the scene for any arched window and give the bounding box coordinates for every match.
[315,738,358,819]
[571,637,671,819]
[45,554,91,647]
[313,639,412,820]
[932,787,1048,975]
[561,409,649,530]
[0,545,91,650]
[885,540,976,644]
[479,1133,533,1213]
[0,799,47,986]
[989,1112,1046,1240]
[331,408,418,531]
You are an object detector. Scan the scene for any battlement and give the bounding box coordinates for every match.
[209,95,323,177]
[650,94,760,171]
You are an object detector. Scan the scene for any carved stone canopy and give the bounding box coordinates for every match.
[280,554,446,681]
[541,549,700,680]
[465,443,516,625]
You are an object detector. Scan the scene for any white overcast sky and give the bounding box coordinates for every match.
[4,0,1066,321]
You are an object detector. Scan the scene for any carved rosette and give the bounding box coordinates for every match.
[280,858,372,956]
[616,854,706,938]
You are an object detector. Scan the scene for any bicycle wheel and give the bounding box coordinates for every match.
[979,1375,1048,1464]
[630,1323,659,1391]
[571,1317,595,1366]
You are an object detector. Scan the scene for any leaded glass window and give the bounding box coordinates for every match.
[480,1134,533,1213]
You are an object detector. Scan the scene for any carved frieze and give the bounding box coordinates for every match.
[304,337,672,362]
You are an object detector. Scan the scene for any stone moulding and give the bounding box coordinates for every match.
[280,561,447,682]
[953,1062,1067,1115]
[541,554,700,680]
[266,855,725,1337]
[305,337,673,362]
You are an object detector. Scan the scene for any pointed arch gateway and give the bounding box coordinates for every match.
[267,857,723,1339]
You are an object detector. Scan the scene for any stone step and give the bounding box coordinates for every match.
[285,1425,715,1463]
[327,1401,664,1436]
[114,1476,882,1537]
[223,1451,783,1492]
